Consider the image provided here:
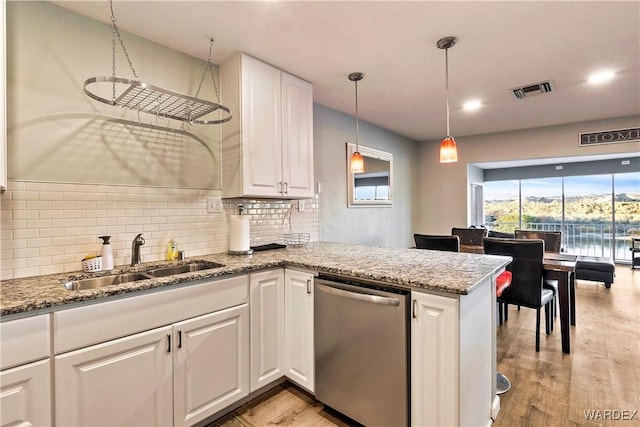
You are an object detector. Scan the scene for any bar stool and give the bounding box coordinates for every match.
[496,270,512,395]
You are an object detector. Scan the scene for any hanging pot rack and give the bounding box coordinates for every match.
[83,0,231,125]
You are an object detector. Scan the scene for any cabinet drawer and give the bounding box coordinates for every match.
[0,314,50,370]
[54,275,248,354]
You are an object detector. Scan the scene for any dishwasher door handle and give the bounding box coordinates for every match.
[317,283,400,306]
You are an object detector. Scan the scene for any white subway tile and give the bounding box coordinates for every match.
[27,256,53,267]
[25,182,51,192]
[13,228,39,239]
[40,264,65,276]
[40,210,64,219]
[14,267,41,279]
[11,191,39,201]
[51,201,75,210]
[13,248,40,259]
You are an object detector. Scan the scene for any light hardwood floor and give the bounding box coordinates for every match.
[209,267,640,427]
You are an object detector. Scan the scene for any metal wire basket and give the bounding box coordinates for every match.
[283,232,310,247]
[282,203,310,247]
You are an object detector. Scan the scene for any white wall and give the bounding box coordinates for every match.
[416,115,640,234]
[6,1,222,189]
[314,104,419,248]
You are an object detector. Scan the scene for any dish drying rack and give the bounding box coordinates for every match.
[282,204,310,247]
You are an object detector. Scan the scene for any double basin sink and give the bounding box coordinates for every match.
[62,261,225,291]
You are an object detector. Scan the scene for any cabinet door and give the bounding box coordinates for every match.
[281,72,314,198]
[250,269,285,392]
[411,291,459,427]
[1,359,51,427]
[284,269,314,392]
[55,326,173,427]
[241,55,283,197]
[173,303,250,427]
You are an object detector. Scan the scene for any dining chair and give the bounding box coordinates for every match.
[451,227,488,246]
[483,237,556,352]
[414,234,460,252]
[514,229,562,252]
[488,230,515,239]
[514,229,562,320]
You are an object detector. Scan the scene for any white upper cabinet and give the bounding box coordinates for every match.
[221,53,314,199]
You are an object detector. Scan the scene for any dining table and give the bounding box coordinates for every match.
[461,244,576,354]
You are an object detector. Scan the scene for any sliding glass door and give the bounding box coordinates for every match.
[483,171,639,263]
[563,175,612,257]
[614,172,640,261]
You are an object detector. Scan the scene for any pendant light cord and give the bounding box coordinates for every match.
[355,78,360,151]
[445,47,450,137]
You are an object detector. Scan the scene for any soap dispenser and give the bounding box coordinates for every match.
[99,236,114,270]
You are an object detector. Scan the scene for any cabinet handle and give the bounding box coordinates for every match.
[177,330,182,348]
[412,299,418,319]
[306,279,312,294]
[167,334,171,353]
[278,182,283,193]
[284,182,288,194]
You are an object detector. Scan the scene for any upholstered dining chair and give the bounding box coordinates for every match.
[414,234,460,252]
[483,237,556,352]
[451,227,488,246]
[514,229,562,253]
[514,229,562,320]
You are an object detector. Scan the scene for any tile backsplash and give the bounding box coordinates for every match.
[0,180,319,280]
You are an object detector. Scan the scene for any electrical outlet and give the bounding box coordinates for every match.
[207,198,223,214]
[297,200,305,212]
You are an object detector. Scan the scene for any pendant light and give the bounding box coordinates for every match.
[348,72,365,173]
[437,36,458,163]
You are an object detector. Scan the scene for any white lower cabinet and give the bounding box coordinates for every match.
[1,314,52,427]
[54,275,250,427]
[55,305,251,427]
[174,304,249,427]
[55,326,174,427]
[283,269,314,392]
[249,269,285,392]
[1,359,51,427]
[411,277,494,427]
[411,291,459,427]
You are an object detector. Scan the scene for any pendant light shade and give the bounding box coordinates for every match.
[350,150,364,173]
[437,36,458,163]
[439,136,458,163]
[348,72,365,173]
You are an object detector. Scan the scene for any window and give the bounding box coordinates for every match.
[483,171,640,263]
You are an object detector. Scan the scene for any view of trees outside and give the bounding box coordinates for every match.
[521,177,563,225]
[484,171,640,262]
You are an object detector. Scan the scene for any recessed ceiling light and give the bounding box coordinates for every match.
[463,100,482,111]
[588,70,615,85]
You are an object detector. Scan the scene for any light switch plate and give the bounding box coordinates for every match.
[207,198,223,214]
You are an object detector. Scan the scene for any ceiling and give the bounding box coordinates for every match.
[52,1,640,142]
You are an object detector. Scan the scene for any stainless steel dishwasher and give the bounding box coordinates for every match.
[314,274,410,427]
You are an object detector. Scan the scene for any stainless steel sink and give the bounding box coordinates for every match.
[62,261,225,291]
[144,261,225,278]
[62,272,154,291]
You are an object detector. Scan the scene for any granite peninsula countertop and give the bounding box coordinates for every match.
[1,242,510,318]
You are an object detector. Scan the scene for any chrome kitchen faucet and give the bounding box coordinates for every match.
[131,233,145,266]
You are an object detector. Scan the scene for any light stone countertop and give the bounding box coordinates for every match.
[1,242,510,318]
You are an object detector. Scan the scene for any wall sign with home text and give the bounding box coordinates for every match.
[579,127,640,146]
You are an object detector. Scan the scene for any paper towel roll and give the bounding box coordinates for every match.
[229,215,250,252]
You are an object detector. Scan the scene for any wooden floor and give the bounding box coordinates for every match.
[209,267,640,427]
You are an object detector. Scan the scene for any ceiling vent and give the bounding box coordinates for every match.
[510,80,556,99]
